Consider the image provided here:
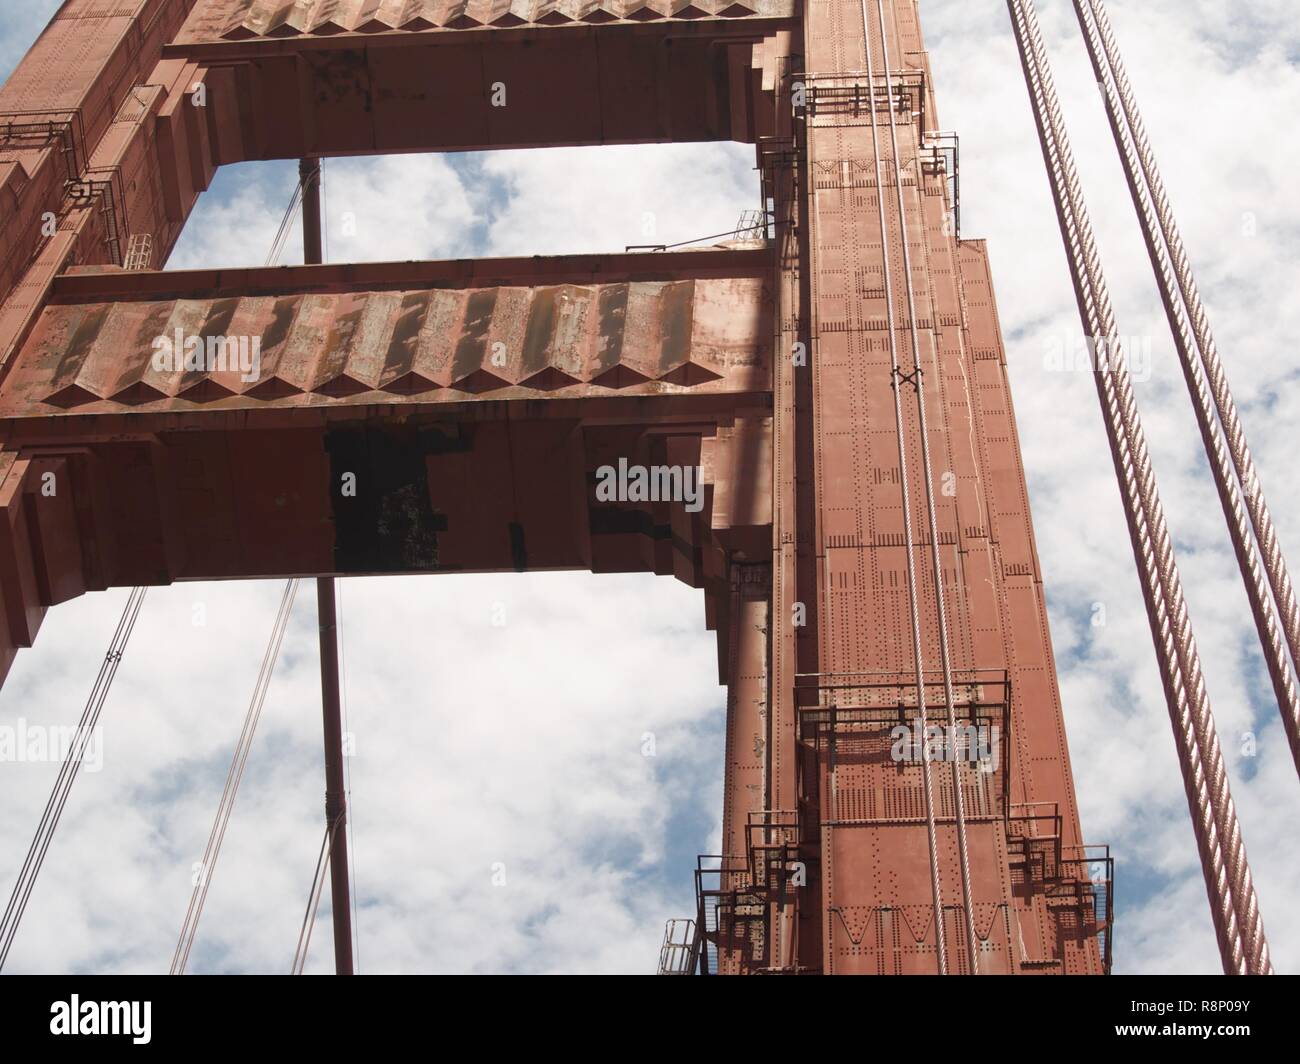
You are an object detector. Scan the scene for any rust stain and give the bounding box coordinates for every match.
[520,286,558,380]
[656,279,696,380]
[187,0,785,42]
[316,290,369,395]
[593,282,631,384]
[258,295,302,378]
[381,290,434,392]
[7,279,771,414]
[451,288,501,390]
[46,305,111,407]
[110,301,177,405]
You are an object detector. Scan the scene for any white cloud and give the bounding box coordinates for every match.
[0,574,723,974]
[478,142,758,255]
[926,0,1300,972]
[1,0,1296,975]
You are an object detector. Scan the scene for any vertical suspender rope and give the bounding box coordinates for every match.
[171,164,326,974]
[1023,0,1272,977]
[171,579,299,974]
[338,579,361,972]
[1010,0,1247,975]
[1075,0,1300,780]
[291,816,340,975]
[1008,0,1271,974]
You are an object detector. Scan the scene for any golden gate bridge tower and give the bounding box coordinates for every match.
[0,0,1292,975]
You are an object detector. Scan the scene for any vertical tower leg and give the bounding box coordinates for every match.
[315,577,354,976]
[717,565,773,973]
[302,157,354,976]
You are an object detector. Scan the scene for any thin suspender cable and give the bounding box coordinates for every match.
[266,173,305,268]
[874,0,981,975]
[172,172,314,974]
[1077,0,1300,779]
[861,0,949,974]
[171,579,299,974]
[171,171,313,973]
[1012,0,1248,976]
[0,586,148,970]
[1010,0,1271,974]
[291,817,338,975]
[1,168,322,975]
[1021,1,1271,977]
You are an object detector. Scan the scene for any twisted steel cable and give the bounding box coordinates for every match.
[1011,1,1246,976]
[1010,0,1272,974]
[1010,7,1242,975]
[1026,1,1273,976]
[1080,0,1300,779]
[1074,0,1285,971]
[1020,0,1271,977]
[873,0,981,975]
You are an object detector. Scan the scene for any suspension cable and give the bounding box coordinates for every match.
[1,166,324,974]
[291,816,339,975]
[0,586,148,970]
[874,0,981,975]
[171,579,300,974]
[1011,0,1248,975]
[1075,0,1300,779]
[266,171,306,268]
[170,166,317,974]
[1012,0,1237,973]
[1009,0,1271,974]
[860,0,950,974]
[1021,0,1272,977]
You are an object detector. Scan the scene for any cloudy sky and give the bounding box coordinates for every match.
[1,0,1297,975]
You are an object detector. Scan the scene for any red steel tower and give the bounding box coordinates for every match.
[0,0,1110,973]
